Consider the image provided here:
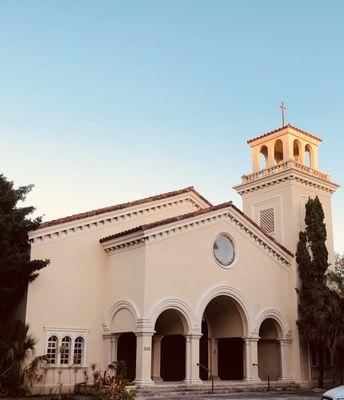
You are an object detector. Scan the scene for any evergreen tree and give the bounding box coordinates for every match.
[327,254,344,383]
[0,173,49,324]
[296,196,329,388]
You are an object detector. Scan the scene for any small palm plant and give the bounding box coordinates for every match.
[0,322,37,395]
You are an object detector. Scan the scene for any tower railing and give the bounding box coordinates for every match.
[241,160,330,184]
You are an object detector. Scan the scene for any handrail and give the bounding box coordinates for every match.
[197,363,214,394]
[253,363,270,391]
[241,160,330,184]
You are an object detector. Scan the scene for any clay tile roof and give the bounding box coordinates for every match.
[229,204,293,257]
[100,201,294,258]
[39,186,212,229]
[247,124,322,144]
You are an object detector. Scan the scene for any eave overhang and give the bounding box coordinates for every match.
[100,204,294,269]
[234,162,340,196]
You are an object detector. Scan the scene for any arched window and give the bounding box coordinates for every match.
[60,336,71,365]
[293,139,301,162]
[274,139,284,165]
[305,144,313,168]
[46,335,58,364]
[73,336,84,365]
[259,145,268,169]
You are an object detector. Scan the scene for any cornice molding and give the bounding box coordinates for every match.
[102,207,292,268]
[234,165,339,196]
[29,194,205,245]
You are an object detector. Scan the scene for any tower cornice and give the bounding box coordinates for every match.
[233,160,339,195]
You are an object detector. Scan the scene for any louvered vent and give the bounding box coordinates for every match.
[260,208,275,234]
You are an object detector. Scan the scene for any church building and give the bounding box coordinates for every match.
[26,124,339,392]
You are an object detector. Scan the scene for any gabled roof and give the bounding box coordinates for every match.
[247,124,322,144]
[39,186,212,229]
[100,201,293,258]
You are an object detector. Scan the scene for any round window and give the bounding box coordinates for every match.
[213,234,235,267]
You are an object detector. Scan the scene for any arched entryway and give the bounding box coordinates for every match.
[152,309,189,382]
[106,302,138,383]
[305,144,313,168]
[293,139,301,163]
[117,332,136,382]
[200,295,246,381]
[258,318,281,381]
[259,145,269,170]
[274,139,284,165]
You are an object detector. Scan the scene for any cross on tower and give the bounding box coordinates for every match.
[279,102,286,127]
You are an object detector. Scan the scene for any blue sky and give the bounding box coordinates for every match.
[1,0,343,252]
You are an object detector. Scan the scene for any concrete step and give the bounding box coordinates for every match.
[133,381,300,398]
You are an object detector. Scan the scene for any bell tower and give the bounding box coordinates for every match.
[233,124,339,259]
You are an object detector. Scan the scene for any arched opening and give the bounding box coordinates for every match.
[199,319,209,380]
[109,305,138,382]
[305,144,313,168]
[293,139,301,163]
[259,145,268,170]
[201,295,245,381]
[258,318,281,381]
[153,309,188,382]
[274,139,284,165]
[117,333,136,382]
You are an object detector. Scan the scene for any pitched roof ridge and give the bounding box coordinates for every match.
[99,201,233,243]
[229,204,293,257]
[39,186,211,229]
[247,124,322,144]
[100,201,293,258]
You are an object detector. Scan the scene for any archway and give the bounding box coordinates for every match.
[107,302,138,382]
[274,139,284,165]
[305,144,313,168]
[257,318,281,381]
[259,145,268,170]
[201,295,246,381]
[153,309,188,382]
[293,139,301,163]
[117,332,136,382]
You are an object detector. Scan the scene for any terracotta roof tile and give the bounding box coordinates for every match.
[247,124,322,144]
[99,202,233,243]
[39,187,212,229]
[229,204,293,257]
[100,202,294,258]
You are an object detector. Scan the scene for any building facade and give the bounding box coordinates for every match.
[26,125,339,392]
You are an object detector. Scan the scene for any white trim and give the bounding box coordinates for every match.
[104,299,140,332]
[212,232,239,270]
[255,308,291,339]
[102,207,292,268]
[196,284,256,336]
[234,165,339,196]
[29,192,209,244]
[148,298,198,333]
[43,327,89,367]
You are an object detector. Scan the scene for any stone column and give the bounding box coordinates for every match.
[243,337,260,382]
[185,334,202,385]
[103,334,112,367]
[152,335,163,382]
[252,148,260,172]
[278,339,293,381]
[134,332,154,386]
[209,338,219,380]
[111,334,119,364]
[284,138,294,162]
[300,142,306,165]
[267,143,275,168]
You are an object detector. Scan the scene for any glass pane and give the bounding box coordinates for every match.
[213,235,235,266]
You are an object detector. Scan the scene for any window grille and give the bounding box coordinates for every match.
[259,208,275,234]
[73,336,84,365]
[46,336,58,364]
[60,336,71,365]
